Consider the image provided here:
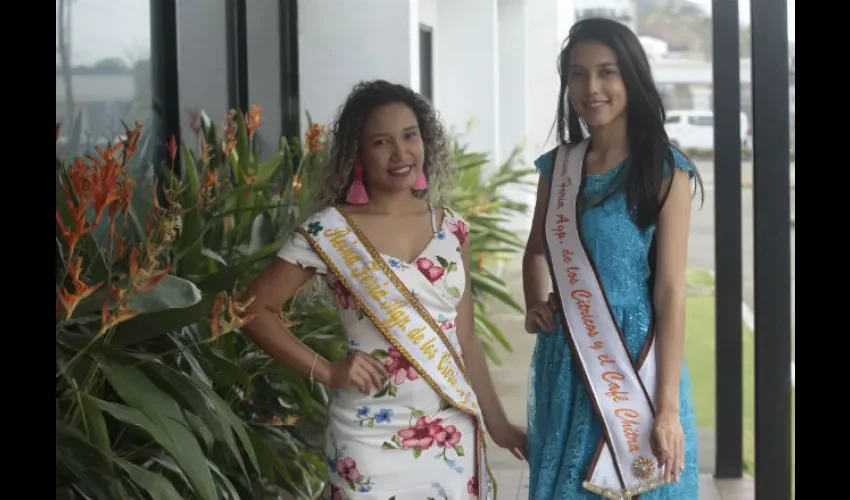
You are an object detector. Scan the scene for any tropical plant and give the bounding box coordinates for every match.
[448,138,536,364]
[56,108,343,500]
[55,106,534,500]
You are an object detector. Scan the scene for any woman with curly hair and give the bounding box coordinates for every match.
[242,80,525,499]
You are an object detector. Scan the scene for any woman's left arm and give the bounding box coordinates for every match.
[652,166,693,482]
[456,236,525,459]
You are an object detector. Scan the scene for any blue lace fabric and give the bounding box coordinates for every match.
[526,146,700,499]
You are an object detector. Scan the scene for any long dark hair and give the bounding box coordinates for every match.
[555,18,703,228]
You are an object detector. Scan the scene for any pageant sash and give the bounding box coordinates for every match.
[296,207,494,500]
[544,140,665,499]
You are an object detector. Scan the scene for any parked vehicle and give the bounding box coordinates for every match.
[664,109,752,150]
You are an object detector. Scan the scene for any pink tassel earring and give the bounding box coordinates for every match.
[412,169,428,190]
[346,162,370,204]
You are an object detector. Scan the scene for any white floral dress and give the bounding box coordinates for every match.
[276,204,485,500]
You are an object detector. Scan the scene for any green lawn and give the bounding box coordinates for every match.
[684,268,795,496]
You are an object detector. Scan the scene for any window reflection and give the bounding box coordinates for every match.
[55,0,153,159]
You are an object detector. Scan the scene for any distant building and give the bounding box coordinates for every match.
[574,0,638,32]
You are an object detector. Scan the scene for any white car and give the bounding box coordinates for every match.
[664,110,752,150]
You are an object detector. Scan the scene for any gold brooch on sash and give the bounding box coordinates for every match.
[632,456,656,480]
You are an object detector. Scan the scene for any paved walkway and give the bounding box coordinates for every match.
[484,249,754,499]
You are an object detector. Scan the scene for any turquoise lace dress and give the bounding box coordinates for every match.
[526,146,700,499]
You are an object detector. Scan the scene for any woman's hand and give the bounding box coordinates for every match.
[650,411,685,483]
[490,423,528,461]
[328,351,388,394]
[524,292,557,333]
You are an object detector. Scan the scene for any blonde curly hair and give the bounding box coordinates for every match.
[312,80,453,211]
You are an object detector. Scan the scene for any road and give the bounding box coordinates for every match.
[689,160,796,365]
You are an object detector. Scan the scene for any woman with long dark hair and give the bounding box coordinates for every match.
[521,18,703,499]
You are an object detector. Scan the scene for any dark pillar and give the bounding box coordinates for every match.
[226,0,249,112]
[750,0,793,496]
[279,0,300,139]
[711,0,743,479]
[150,0,181,177]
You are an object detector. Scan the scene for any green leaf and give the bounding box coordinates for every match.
[370,349,390,360]
[113,293,217,347]
[447,286,461,299]
[128,274,203,314]
[95,359,217,500]
[454,445,465,457]
[114,457,184,500]
[413,448,422,459]
[407,406,425,419]
[145,362,259,480]
[79,393,111,456]
[474,313,512,352]
[470,273,524,313]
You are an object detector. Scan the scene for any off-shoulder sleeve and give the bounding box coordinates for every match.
[275,231,328,275]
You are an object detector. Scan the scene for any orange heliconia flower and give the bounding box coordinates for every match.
[304,123,326,152]
[127,246,171,293]
[209,289,256,341]
[56,257,103,319]
[167,134,178,171]
[99,284,140,335]
[221,111,238,156]
[245,105,262,138]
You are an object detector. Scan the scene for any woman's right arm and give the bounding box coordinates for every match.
[522,173,556,332]
[240,259,335,385]
[240,257,388,393]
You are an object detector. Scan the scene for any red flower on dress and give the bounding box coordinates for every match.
[446,219,469,245]
[397,416,445,450]
[415,257,445,282]
[332,280,357,310]
[468,476,479,497]
[434,424,463,447]
[385,346,419,385]
[336,456,361,483]
[330,484,342,500]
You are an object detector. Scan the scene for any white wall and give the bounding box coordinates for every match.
[434,0,500,168]
[524,0,574,160]
[298,0,417,130]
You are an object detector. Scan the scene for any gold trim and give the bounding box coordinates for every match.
[335,206,470,376]
[582,476,666,500]
[296,215,496,498]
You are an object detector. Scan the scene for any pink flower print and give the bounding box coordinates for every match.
[385,346,419,385]
[415,257,445,283]
[446,219,469,245]
[467,476,479,497]
[397,416,445,450]
[330,484,342,500]
[336,456,361,484]
[332,281,357,310]
[434,424,462,448]
[440,320,455,331]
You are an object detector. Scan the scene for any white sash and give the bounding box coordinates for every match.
[296,207,495,500]
[544,140,666,499]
